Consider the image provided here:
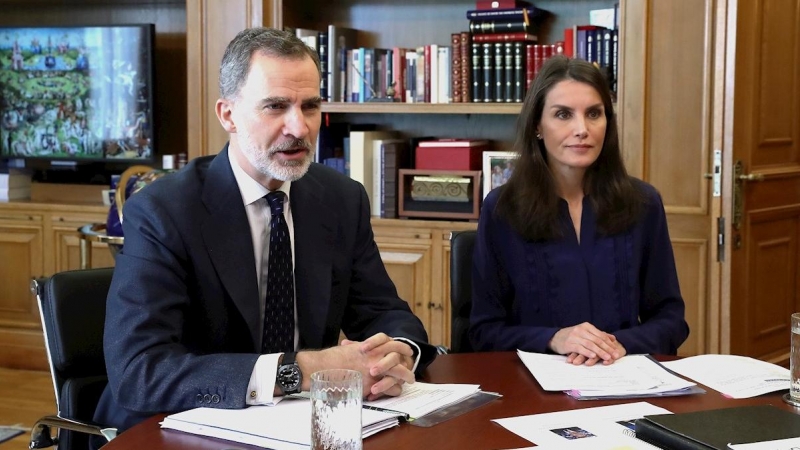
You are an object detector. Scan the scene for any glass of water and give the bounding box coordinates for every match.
[311,369,362,450]
[785,312,800,407]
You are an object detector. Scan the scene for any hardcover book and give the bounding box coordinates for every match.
[635,405,800,450]
[472,32,537,43]
[416,139,489,171]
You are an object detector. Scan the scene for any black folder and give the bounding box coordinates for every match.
[634,405,800,450]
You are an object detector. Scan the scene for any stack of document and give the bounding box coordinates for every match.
[161,399,401,450]
[364,381,482,420]
[161,382,483,449]
[517,351,700,399]
[660,354,791,398]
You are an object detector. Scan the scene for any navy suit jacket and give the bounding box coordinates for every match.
[93,147,435,433]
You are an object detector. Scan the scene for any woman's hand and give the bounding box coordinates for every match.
[548,322,626,365]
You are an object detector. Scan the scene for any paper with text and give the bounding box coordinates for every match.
[493,401,671,447]
[363,382,480,418]
[160,398,400,449]
[517,351,694,395]
[662,354,790,399]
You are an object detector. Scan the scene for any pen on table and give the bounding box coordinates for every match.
[362,405,411,421]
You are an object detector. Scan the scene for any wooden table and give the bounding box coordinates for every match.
[102,352,797,449]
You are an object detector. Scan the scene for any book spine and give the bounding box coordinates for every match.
[525,44,535,90]
[405,51,416,103]
[494,43,504,102]
[503,42,513,103]
[513,42,524,102]
[460,32,471,102]
[469,20,528,34]
[611,29,619,91]
[482,43,493,102]
[471,42,483,103]
[318,32,328,101]
[438,46,450,103]
[472,32,537,43]
[424,45,432,103]
[466,7,540,21]
[416,46,426,103]
[451,34,462,103]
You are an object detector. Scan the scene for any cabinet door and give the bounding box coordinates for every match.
[51,213,116,273]
[0,214,46,370]
[372,225,436,343]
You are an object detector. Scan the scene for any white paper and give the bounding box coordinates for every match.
[728,437,800,449]
[363,382,480,419]
[493,401,671,447]
[160,398,400,448]
[517,351,694,396]
[662,354,790,399]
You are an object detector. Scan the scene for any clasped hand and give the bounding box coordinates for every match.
[338,333,415,401]
[548,322,627,366]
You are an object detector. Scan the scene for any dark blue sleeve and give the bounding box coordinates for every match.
[612,187,690,355]
[468,191,560,352]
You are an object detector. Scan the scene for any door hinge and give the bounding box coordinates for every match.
[717,216,725,262]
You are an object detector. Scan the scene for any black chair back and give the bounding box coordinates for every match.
[33,267,115,450]
[449,230,476,353]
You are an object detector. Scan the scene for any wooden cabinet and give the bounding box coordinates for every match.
[0,202,110,370]
[372,219,476,348]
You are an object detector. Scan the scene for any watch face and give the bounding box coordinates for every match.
[278,364,301,392]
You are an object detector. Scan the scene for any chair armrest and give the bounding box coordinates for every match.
[29,415,117,449]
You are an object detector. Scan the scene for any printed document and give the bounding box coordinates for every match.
[517,351,696,397]
[160,398,400,449]
[493,401,671,447]
[363,382,481,419]
[661,354,790,398]
[729,437,800,449]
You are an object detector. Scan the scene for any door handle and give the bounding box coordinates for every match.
[732,160,764,231]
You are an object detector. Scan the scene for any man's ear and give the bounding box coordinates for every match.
[215,98,237,133]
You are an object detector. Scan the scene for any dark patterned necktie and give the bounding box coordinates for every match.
[261,191,295,354]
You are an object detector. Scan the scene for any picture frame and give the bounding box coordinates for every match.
[482,151,517,199]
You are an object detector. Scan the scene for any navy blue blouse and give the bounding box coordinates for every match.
[469,180,689,355]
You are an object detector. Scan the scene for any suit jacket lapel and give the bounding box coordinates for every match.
[291,167,335,350]
[200,147,261,351]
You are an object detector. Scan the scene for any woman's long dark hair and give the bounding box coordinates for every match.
[495,55,644,241]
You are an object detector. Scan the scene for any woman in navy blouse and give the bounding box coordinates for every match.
[470,56,689,365]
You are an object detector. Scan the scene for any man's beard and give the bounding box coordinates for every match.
[237,132,315,182]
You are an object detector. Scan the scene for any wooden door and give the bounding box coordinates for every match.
[728,0,800,364]
[620,0,723,356]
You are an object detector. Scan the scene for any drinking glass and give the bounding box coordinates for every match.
[784,312,800,407]
[311,369,362,450]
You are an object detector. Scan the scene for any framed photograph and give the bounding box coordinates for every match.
[482,151,517,198]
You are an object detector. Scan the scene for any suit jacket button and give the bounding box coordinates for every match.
[203,394,212,403]
[211,394,220,403]
[196,394,203,403]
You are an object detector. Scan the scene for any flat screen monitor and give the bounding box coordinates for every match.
[0,24,156,163]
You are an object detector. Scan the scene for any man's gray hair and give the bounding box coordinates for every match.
[219,27,321,100]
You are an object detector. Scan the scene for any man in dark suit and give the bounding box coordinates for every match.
[93,27,436,438]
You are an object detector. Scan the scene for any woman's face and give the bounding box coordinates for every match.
[536,79,606,178]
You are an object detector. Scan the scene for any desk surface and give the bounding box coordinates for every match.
[103,352,796,449]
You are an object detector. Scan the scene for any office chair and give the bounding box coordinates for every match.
[449,230,477,353]
[30,268,118,450]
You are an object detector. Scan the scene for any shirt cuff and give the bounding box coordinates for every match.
[393,337,421,373]
[246,353,282,405]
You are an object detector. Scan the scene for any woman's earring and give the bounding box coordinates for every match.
[536,133,542,139]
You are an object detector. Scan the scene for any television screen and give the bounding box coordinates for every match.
[0,24,155,162]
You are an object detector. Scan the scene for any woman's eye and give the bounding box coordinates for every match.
[588,109,602,119]
[556,111,570,119]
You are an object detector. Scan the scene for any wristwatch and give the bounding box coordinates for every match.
[276,352,302,395]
